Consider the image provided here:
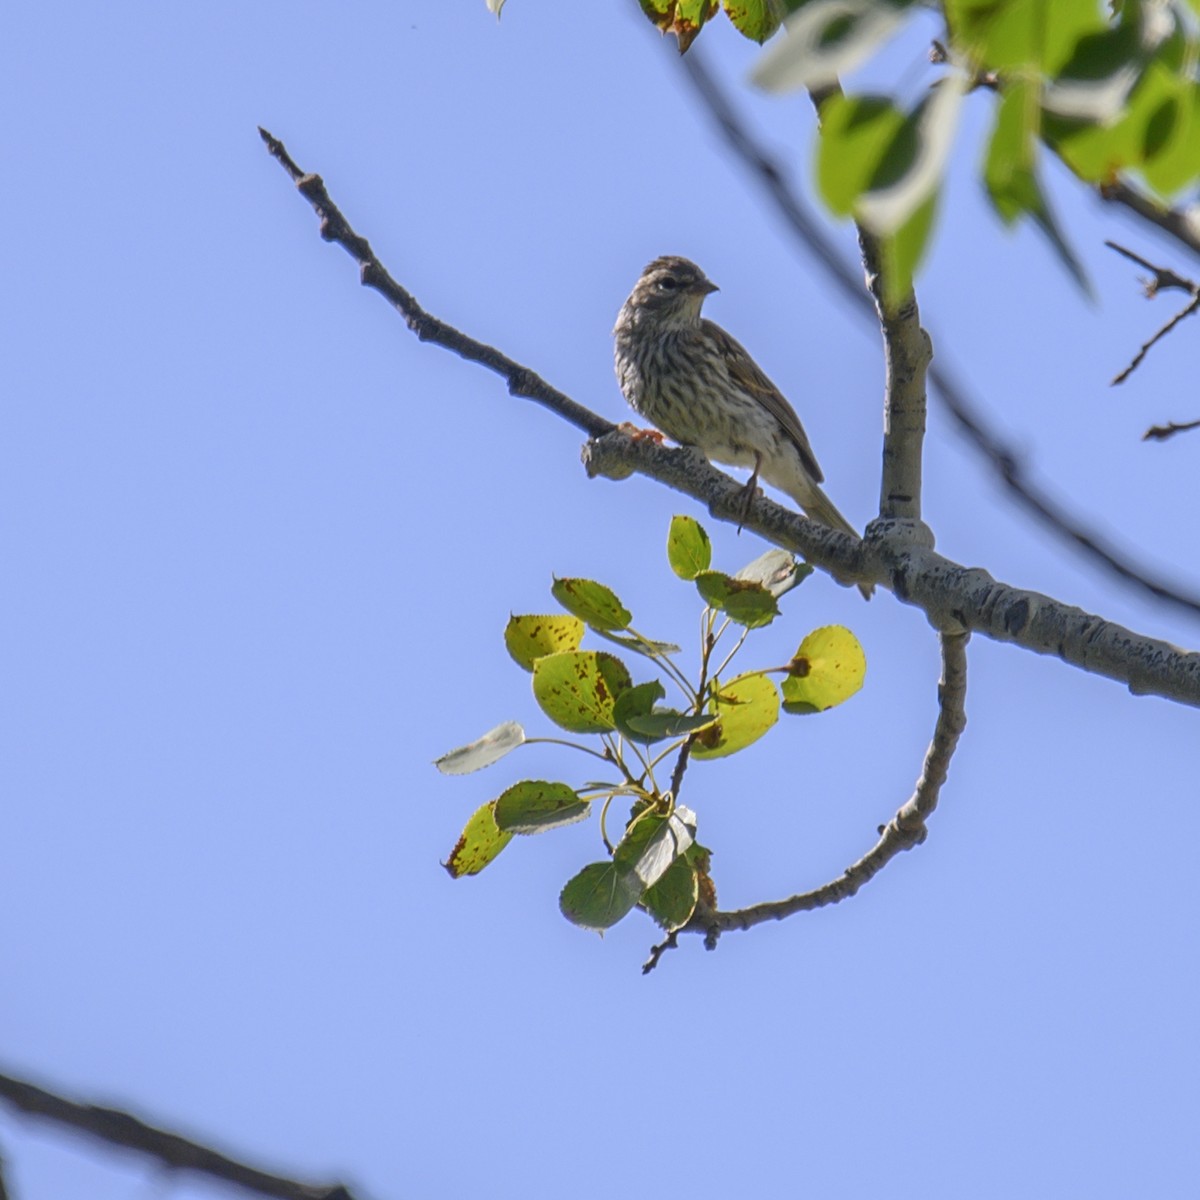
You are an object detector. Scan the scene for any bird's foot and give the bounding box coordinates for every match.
[617,422,666,445]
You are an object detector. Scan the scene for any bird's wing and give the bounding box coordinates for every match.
[701,319,824,483]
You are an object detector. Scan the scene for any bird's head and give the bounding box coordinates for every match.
[624,256,718,330]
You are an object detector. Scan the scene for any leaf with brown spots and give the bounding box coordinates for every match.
[531,650,633,734]
[782,625,867,714]
[504,613,584,672]
[637,0,720,53]
[444,801,513,878]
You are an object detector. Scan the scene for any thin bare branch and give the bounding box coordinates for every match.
[677,52,1200,622]
[1100,180,1200,261]
[687,630,968,938]
[257,127,613,442]
[261,130,1200,706]
[1112,291,1200,385]
[1104,240,1200,296]
[1105,241,1200,385]
[0,1071,355,1200]
[641,929,679,973]
[1144,418,1200,442]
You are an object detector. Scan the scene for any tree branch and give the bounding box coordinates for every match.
[687,630,968,938]
[676,51,1200,622]
[256,128,613,442]
[585,432,1200,706]
[1143,418,1200,443]
[0,1071,355,1200]
[1105,240,1200,386]
[1100,180,1200,261]
[260,129,1200,708]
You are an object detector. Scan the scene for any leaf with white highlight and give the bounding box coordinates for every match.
[751,0,905,94]
[434,721,525,775]
[856,74,966,236]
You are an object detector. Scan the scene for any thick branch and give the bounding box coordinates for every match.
[585,432,1200,706]
[689,630,968,937]
[677,52,1200,621]
[807,83,931,526]
[0,1072,354,1200]
[861,233,931,524]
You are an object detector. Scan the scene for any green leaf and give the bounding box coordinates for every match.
[504,614,585,672]
[595,630,683,660]
[559,862,643,930]
[694,570,781,628]
[641,854,700,930]
[985,81,1093,296]
[1140,79,1200,197]
[856,74,964,238]
[613,680,668,744]
[878,190,938,313]
[691,672,780,760]
[551,577,632,632]
[946,0,1105,73]
[624,710,720,740]
[435,720,525,775]
[636,0,720,52]
[816,94,907,217]
[733,548,811,598]
[667,514,712,580]
[443,801,513,878]
[782,625,867,713]
[613,804,697,889]
[531,650,633,733]
[493,780,590,834]
[752,0,907,93]
[721,0,782,43]
[985,79,1041,224]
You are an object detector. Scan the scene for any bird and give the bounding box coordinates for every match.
[613,255,872,598]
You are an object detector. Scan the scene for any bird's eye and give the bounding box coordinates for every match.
[657,276,679,291]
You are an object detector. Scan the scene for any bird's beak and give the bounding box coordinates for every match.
[694,278,719,296]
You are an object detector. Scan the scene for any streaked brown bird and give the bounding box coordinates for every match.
[614,255,871,598]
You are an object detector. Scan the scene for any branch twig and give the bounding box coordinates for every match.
[0,1071,354,1200]
[677,52,1200,621]
[1100,180,1200,261]
[1105,240,1200,385]
[1143,418,1200,443]
[257,128,613,442]
[686,630,968,938]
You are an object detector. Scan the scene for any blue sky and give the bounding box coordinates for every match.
[3,3,1198,1198]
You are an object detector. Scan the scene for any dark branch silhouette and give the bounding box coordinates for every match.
[1144,418,1200,443]
[1105,240,1200,386]
[0,1071,356,1200]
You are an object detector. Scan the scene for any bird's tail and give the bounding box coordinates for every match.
[792,485,874,601]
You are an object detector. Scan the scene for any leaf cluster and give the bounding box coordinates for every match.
[435,516,867,933]
[639,0,1200,307]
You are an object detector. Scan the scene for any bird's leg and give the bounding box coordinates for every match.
[736,452,763,534]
